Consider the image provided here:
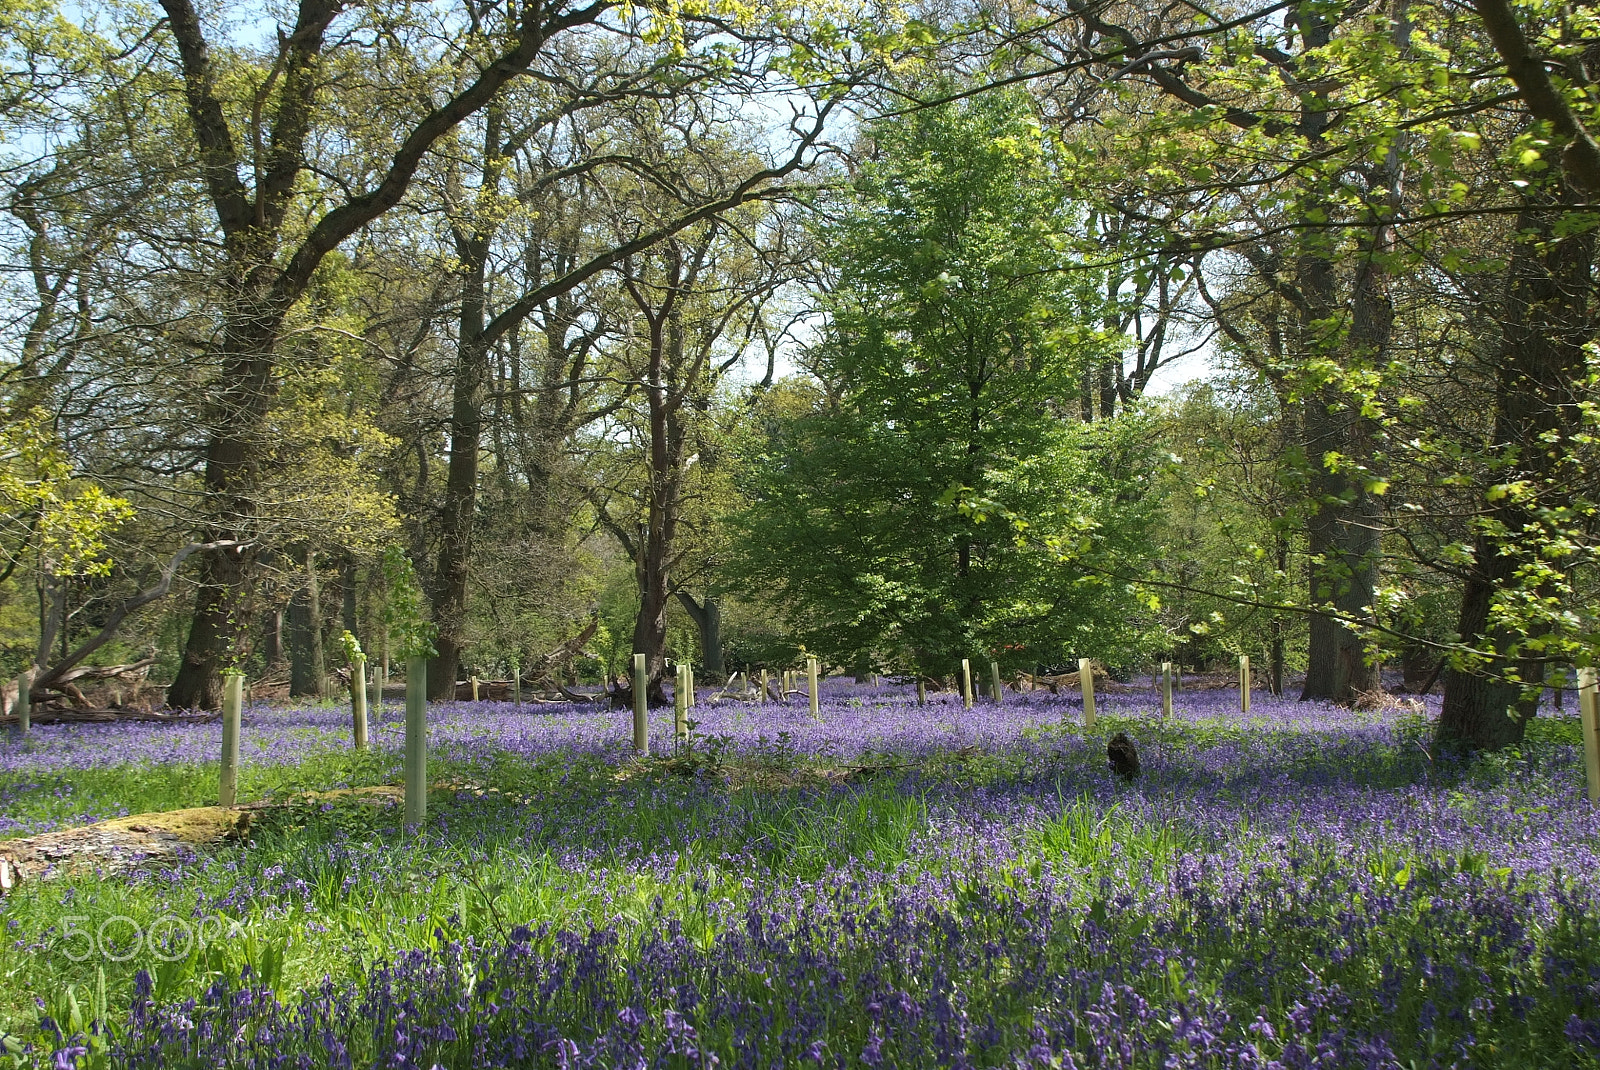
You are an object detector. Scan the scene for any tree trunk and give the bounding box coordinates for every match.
[263,607,284,667]
[1097,358,1117,418]
[34,578,64,678]
[289,549,325,698]
[340,556,357,635]
[168,542,256,711]
[1439,571,1532,750]
[675,592,724,680]
[1270,535,1287,695]
[1295,234,1379,705]
[1255,7,1383,707]
[166,285,283,710]
[430,239,491,699]
[1437,198,1594,751]
[156,443,255,712]
[1298,431,1381,703]
[632,551,672,707]
[625,255,691,709]
[1302,72,1402,705]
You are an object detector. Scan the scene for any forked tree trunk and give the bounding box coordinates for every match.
[630,314,684,709]
[676,592,723,680]
[1294,239,1379,705]
[1295,134,1390,705]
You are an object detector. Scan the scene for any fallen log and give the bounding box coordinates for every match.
[519,617,599,689]
[0,806,255,892]
[1027,663,1136,694]
[0,783,504,895]
[1,705,218,726]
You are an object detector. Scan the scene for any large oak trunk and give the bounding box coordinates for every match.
[166,560,235,711]
[430,265,490,700]
[1298,392,1382,704]
[1439,568,1535,751]
[166,313,278,711]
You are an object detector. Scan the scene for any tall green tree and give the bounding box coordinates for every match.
[730,93,1163,678]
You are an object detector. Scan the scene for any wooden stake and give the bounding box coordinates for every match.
[512,661,521,707]
[219,671,243,806]
[990,661,1003,705]
[405,656,428,825]
[1239,655,1251,714]
[14,669,29,735]
[1161,660,1173,719]
[759,668,769,704]
[917,677,926,706]
[1581,667,1600,805]
[675,662,689,745]
[1079,658,1096,729]
[961,659,973,710]
[808,657,820,717]
[470,675,480,702]
[351,653,368,751]
[633,653,649,756]
[688,663,696,708]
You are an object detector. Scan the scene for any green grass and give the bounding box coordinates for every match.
[1031,792,1194,877]
[0,747,990,1035]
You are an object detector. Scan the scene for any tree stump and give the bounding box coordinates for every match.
[1107,732,1140,780]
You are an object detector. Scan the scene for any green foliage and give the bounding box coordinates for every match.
[729,92,1164,676]
[1147,380,1303,669]
[0,413,133,580]
[379,547,436,660]
[256,349,400,554]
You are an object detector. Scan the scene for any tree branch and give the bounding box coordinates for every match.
[480,95,843,348]
[1472,0,1600,193]
[270,0,615,308]
[33,541,242,693]
[158,0,253,235]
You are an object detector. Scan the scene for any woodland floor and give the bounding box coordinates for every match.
[0,678,1597,1068]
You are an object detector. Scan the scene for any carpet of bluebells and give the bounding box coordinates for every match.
[2,677,1600,1068]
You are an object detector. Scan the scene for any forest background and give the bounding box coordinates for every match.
[3,0,1599,752]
